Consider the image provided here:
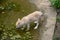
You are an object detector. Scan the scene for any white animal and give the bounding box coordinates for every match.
[16,11,43,30]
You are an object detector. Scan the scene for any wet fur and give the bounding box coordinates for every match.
[16,11,43,30]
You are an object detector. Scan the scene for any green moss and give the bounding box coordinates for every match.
[56,16,60,22]
[50,0,60,9]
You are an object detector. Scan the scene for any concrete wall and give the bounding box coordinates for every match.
[29,0,57,40]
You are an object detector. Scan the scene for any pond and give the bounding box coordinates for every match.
[0,0,40,40]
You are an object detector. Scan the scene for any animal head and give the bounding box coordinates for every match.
[16,18,21,29]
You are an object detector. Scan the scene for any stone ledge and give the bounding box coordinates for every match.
[29,0,57,40]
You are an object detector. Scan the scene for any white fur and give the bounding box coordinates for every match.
[16,11,43,30]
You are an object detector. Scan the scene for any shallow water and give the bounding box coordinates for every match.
[0,0,39,40]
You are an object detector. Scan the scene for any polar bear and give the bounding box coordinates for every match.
[16,11,43,30]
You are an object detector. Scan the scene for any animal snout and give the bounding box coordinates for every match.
[16,26,20,29]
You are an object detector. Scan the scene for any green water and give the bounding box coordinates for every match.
[0,0,38,40]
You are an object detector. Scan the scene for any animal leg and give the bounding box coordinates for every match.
[27,23,30,30]
[21,25,26,30]
[34,20,39,29]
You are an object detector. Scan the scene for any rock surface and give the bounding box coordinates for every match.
[29,0,57,40]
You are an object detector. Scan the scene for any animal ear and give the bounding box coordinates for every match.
[18,18,20,21]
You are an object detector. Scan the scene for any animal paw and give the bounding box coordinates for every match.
[21,28,24,30]
[34,27,38,29]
